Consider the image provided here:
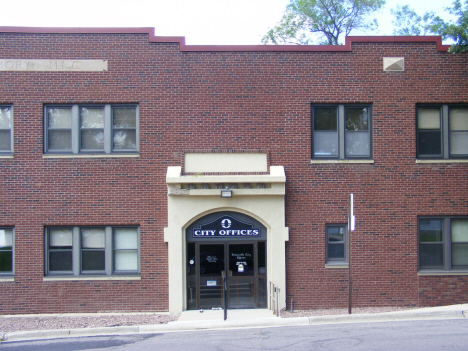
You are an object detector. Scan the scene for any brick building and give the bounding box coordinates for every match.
[0,27,467,314]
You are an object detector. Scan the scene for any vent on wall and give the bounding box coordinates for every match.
[383,57,404,71]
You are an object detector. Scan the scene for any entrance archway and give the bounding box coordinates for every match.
[164,165,288,313]
[186,212,267,309]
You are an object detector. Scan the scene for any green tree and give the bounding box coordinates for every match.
[262,0,386,45]
[392,0,468,53]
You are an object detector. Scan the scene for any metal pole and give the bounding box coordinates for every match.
[348,193,353,315]
[223,275,227,321]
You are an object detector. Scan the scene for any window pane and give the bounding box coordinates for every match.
[48,130,72,150]
[0,251,12,272]
[0,107,12,129]
[345,108,368,131]
[420,219,443,242]
[82,251,105,271]
[114,251,138,271]
[0,229,13,248]
[328,243,345,259]
[81,229,105,248]
[452,244,468,266]
[418,131,441,156]
[49,251,72,271]
[114,228,138,249]
[81,130,104,149]
[449,108,468,130]
[419,244,443,267]
[113,130,136,150]
[345,131,370,156]
[48,108,71,128]
[313,131,338,156]
[113,107,136,128]
[0,130,11,150]
[451,219,468,243]
[80,107,104,128]
[418,108,440,129]
[328,227,344,242]
[314,108,337,130]
[449,131,468,155]
[49,229,72,248]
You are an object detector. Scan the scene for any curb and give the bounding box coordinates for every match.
[2,308,467,343]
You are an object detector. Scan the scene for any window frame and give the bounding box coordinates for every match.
[416,104,468,159]
[325,224,348,265]
[44,226,140,277]
[418,216,468,272]
[0,105,13,154]
[0,227,14,275]
[44,104,139,155]
[311,104,372,160]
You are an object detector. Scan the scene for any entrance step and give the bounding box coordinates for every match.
[178,309,275,322]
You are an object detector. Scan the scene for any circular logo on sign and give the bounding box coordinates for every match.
[221,219,232,229]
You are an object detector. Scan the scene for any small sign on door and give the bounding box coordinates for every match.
[207,280,217,286]
[238,264,244,273]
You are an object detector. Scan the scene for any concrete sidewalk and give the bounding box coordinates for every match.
[2,304,468,343]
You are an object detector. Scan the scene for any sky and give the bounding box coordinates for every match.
[0,0,456,45]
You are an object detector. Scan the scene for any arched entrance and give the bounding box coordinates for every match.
[186,211,267,309]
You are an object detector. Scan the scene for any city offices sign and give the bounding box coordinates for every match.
[0,59,108,71]
[192,215,260,238]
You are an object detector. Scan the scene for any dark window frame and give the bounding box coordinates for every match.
[325,224,348,264]
[311,104,373,160]
[416,104,468,159]
[0,227,14,275]
[44,104,139,155]
[45,226,140,277]
[418,216,468,271]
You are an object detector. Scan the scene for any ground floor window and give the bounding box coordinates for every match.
[45,226,139,276]
[0,228,13,274]
[419,217,468,271]
[326,224,347,264]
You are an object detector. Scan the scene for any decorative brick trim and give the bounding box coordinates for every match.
[0,27,451,52]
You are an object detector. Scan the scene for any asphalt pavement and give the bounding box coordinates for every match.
[1,304,467,343]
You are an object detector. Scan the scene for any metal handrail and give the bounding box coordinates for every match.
[269,281,280,317]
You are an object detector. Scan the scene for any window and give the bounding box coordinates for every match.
[417,105,468,159]
[45,226,140,276]
[326,225,347,264]
[0,228,13,274]
[0,106,13,153]
[44,104,139,154]
[419,217,468,271]
[312,105,372,159]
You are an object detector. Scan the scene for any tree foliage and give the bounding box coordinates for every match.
[262,0,385,45]
[392,0,468,53]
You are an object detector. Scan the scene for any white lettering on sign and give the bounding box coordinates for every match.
[219,229,259,236]
[193,230,217,236]
[0,59,108,72]
[221,219,232,229]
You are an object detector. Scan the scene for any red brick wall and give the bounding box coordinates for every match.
[0,31,467,313]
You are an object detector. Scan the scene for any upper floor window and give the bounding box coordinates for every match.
[417,105,468,159]
[419,217,468,271]
[0,228,13,275]
[312,104,372,159]
[0,106,13,153]
[44,104,139,154]
[45,226,140,276]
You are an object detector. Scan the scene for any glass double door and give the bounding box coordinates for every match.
[187,242,266,310]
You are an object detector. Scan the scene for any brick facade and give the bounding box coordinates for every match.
[0,28,467,314]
